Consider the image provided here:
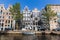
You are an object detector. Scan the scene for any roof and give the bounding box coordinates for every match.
[46,4,60,6]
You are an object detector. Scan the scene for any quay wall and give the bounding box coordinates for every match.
[0,30,60,35]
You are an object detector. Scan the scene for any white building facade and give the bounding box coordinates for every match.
[23,6,31,30]
[22,6,41,31]
[31,8,40,31]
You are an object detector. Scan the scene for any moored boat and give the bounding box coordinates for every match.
[22,31,35,35]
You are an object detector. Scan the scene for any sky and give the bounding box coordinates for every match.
[0,0,60,11]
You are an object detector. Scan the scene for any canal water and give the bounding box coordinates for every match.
[0,34,60,40]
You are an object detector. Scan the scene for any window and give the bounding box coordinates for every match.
[2,23,4,26]
[33,21,35,25]
[2,20,4,22]
[9,13,11,15]
[35,18,38,20]
[12,16,13,18]
[0,20,1,22]
[0,23,1,25]
[6,16,10,19]
[8,16,10,19]
[31,14,33,18]
[8,20,10,23]
[0,16,1,18]
[6,13,8,15]
[26,23,28,25]
[5,20,7,23]
[55,21,56,22]
[36,22,37,25]
[11,21,12,23]
[23,18,25,20]
[2,16,4,18]
[28,18,30,20]
[8,25,10,27]
[0,10,2,14]
[1,10,2,12]
[28,23,30,24]
[3,16,4,18]
[0,11,2,14]
[3,13,5,15]
[38,27,40,28]
[54,19,56,20]
[33,27,35,30]
[5,25,7,26]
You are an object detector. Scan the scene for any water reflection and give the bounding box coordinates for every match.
[0,34,60,40]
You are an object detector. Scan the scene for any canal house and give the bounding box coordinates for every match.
[22,6,31,30]
[48,5,60,30]
[0,4,15,31]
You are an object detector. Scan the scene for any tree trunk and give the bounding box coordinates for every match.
[15,22,18,30]
[12,20,15,30]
